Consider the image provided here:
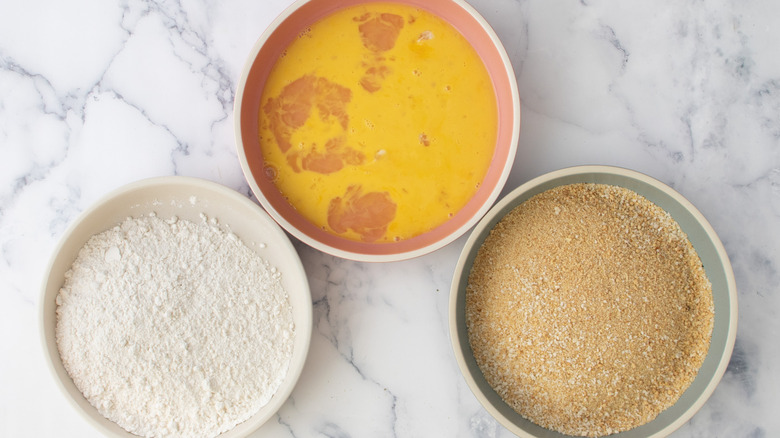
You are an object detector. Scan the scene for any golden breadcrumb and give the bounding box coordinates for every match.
[466,183,714,437]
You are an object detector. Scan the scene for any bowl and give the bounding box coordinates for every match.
[234,0,520,262]
[449,165,738,437]
[40,176,312,438]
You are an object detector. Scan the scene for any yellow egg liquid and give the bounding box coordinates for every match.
[259,2,497,243]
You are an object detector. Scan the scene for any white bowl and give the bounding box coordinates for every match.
[450,165,738,438]
[40,176,312,437]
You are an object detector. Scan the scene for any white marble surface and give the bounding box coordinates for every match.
[1,0,778,436]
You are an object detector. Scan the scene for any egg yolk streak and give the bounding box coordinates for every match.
[259,3,497,243]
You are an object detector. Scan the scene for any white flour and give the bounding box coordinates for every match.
[55,213,295,438]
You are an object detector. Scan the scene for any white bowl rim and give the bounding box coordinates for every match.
[39,175,313,438]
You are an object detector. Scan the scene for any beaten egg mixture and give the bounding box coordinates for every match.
[259,2,497,242]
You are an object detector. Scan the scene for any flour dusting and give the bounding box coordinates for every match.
[55,213,295,438]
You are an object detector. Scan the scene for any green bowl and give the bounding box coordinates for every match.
[449,165,738,438]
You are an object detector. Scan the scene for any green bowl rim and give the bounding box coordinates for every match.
[449,165,738,438]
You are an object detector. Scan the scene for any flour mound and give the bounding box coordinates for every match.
[55,213,295,438]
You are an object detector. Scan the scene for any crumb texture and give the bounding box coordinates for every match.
[56,214,295,438]
[466,183,714,437]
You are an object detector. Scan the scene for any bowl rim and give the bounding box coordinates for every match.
[233,0,520,262]
[39,175,313,438]
[449,165,738,438]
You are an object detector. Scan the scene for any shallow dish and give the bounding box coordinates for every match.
[40,176,312,438]
[449,165,738,437]
[234,0,520,262]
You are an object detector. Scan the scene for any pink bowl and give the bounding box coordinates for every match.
[234,0,520,261]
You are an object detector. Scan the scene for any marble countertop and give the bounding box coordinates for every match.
[1,0,778,436]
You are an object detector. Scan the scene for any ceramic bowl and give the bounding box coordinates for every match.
[40,176,312,438]
[449,165,738,438]
[234,0,520,262]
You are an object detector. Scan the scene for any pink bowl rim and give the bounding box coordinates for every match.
[234,0,520,262]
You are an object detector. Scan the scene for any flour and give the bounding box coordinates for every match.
[55,213,295,438]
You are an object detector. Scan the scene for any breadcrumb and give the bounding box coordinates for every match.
[465,183,713,437]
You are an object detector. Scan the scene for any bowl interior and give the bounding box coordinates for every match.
[40,176,312,438]
[235,0,519,261]
[449,166,738,438]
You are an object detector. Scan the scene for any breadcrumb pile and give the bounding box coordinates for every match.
[466,184,713,437]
